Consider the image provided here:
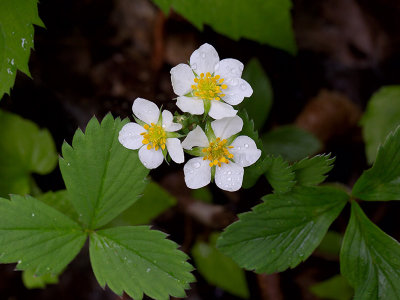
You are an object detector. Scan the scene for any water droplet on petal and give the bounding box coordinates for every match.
[193,162,200,169]
[227,171,232,175]
[237,146,241,150]
[240,83,247,90]
[231,79,239,86]
[227,177,232,181]
[200,52,206,58]
[244,144,249,148]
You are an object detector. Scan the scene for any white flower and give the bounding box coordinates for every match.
[170,43,253,120]
[182,116,261,192]
[118,98,184,169]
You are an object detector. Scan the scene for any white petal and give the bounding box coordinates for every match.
[118,123,146,150]
[222,78,253,105]
[214,58,244,79]
[162,110,182,132]
[176,96,204,115]
[190,43,219,75]
[170,63,195,96]
[208,100,237,120]
[138,147,164,169]
[215,162,244,192]
[230,136,262,167]
[211,115,243,140]
[181,125,209,150]
[184,157,211,189]
[132,98,160,125]
[166,138,184,164]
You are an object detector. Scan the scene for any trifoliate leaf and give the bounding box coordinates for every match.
[352,126,400,201]
[262,125,322,162]
[22,269,59,289]
[310,275,353,300]
[240,58,273,130]
[217,186,348,274]
[0,109,57,197]
[292,154,335,186]
[59,114,149,229]
[0,194,86,276]
[37,190,79,223]
[109,181,176,227]
[192,233,249,299]
[89,226,195,300]
[0,0,44,99]
[152,0,296,54]
[341,202,400,299]
[360,86,400,164]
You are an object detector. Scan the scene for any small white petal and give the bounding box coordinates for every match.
[214,58,244,79]
[138,147,164,169]
[184,157,211,189]
[132,98,160,125]
[190,43,219,75]
[230,136,262,167]
[222,78,253,105]
[208,100,237,120]
[162,110,182,132]
[176,96,204,115]
[211,116,243,140]
[166,138,184,164]
[118,123,146,150]
[181,125,209,150]
[215,162,244,192]
[170,63,195,96]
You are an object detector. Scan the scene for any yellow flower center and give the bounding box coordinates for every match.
[191,72,227,101]
[141,123,166,151]
[202,137,234,167]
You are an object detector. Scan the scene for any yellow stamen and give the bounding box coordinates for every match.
[141,123,167,152]
[202,138,234,167]
[191,72,228,101]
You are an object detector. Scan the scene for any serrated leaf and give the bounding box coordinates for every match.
[0,194,86,276]
[37,190,79,223]
[217,186,348,274]
[0,0,44,99]
[22,269,59,289]
[192,233,249,299]
[152,0,296,54]
[0,109,57,197]
[292,154,335,186]
[109,181,176,227]
[264,155,296,193]
[89,226,195,300]
[340,202,400,299]
[262,125,322,162]
[310,275,353,300]
[360,85,400,164]
[240,58,273,130]
[59,114,150,229]
[352,126,400,201]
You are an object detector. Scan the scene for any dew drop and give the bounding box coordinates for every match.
[67,163,71,166]
[227,171,232,175]
[244,144,249,148]
[31,213,35,217]
[11,59,14,65]
[146,268,151,273]
[18,260,22,264]
[227,177,232,181]
[200,52,206,58]
[7,68,12,75]
[237,146,241,150]
[230,78,239,86]
[193,162,200,169]
[240,83,247,90]
[214,63,220,70]
[21,38,26,48]
[192,63,197,70]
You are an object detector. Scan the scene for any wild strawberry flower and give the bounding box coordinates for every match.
[118,98,184,169]
[181,116,261,192]
[170,43,253,120]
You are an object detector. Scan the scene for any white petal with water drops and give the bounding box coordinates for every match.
[181,125,209,150]
[222,78,253,105]
[138,147,164,169]
[166,138,184,164]
[208,100,238,120]
[132,98,160,125]
[190,43,219,75]
[215,162,244,192]
[214,58,244,79]
[170,63,195,96]
[184,157,211,189]
[176,96,204,115]
[162,110,182,132]
[230,135,262,167]
[118,122,146,150]
[211,116,243,140]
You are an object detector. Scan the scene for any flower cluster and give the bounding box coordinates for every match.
[119,43,261,192]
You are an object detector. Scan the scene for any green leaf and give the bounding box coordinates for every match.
[109,181,177,227]
[310,275,353,300]
[0,109,57,197]
[89,226,195,300]
[152,0,296,54]
[292,154,335,186]
[360,86,400,164]
[0,194,86,276]
[37,190,79,223]
[192,233,249,299]
[59,114,150,229]
[262,125,322,162]
[340,202,400,299]
[0,0,44,99]
[240,58,273,130]
[22,269,59,289]
[264,155,296,193]
[217,186,348,274]
[352,126,400,201]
